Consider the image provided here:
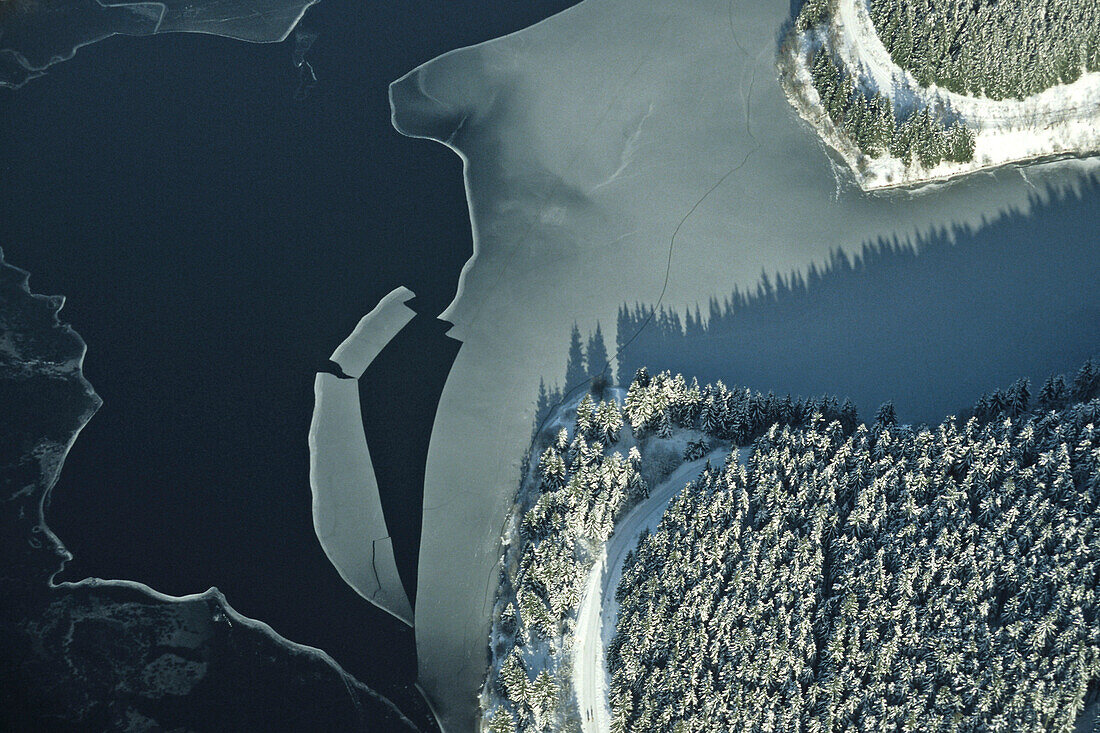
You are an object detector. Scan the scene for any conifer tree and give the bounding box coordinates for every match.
[1039,374,1068,411]
[1006,377,1030,417]
[875,400,898,427]
[535,378,550,430]
[487,708,518,733]
[565,323,587,389]
[500,648,529,706]
[1073,358,1099,401]
[586,323,610,381]
[574,394,596,441]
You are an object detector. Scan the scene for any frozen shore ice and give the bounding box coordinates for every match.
[0,0,318,88]
[309,286,417,626]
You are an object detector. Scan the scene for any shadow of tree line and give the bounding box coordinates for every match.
[612,177,1100,424]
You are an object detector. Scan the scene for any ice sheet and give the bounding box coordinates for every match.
[0,0,317,88]
[389,0,1099,729]
[308,287,416,626]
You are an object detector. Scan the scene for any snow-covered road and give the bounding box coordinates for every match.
[573,448,741,732]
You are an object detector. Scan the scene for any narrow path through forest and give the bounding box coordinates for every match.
[574,448,743,732]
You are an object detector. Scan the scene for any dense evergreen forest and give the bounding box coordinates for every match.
[807,46,974,167]
[486,335,863,732]
[867,0,1100,99]
[609,358,1100,731]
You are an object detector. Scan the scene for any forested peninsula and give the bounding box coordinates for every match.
[780,0,1100,188]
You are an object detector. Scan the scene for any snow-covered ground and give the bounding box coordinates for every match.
[573,446,750,733]
[479,388,632,731]
[479,388,737,731]
[783,0,1100,190]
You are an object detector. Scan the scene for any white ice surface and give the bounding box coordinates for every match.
[389,1,1099,730]
[308,287,417,627]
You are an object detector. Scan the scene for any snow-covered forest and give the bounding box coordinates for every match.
[788,0,977,175]
[782,0,1100,187]
[481,325,642,733]
[609,358,1100,731]
[482,328,862,732]
[866,0,1100,99]
[484,416,647,733]
[806,46,975,167]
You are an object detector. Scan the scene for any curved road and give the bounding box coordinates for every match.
[573,448,740,732]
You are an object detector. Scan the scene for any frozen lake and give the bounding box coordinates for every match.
[385,0,1100,729]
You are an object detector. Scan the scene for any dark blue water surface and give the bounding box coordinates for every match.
[0,0,576,707]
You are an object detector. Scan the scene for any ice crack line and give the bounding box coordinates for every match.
[369,536,388,601]
[534,140,760,438]
[727,0,750,59]
[459,16,676,332]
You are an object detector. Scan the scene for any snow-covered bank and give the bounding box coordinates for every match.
[0,250,424,731]
[479,387,647,732]
[480,368,812,730]
[781,0,1100,190]
[479,380,729,731]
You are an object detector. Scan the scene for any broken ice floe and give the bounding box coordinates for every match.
[309,286,417,626]
[0,0,318,89]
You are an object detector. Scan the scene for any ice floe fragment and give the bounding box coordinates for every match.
[0,0,318,88]
[309,286,417,626]
[329,286,415,379]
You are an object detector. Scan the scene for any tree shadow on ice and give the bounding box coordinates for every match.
[617,177,1100,425]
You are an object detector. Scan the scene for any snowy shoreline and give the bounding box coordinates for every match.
[478,390,633,731]
[781,0,1100,191]
[478,369,801,731]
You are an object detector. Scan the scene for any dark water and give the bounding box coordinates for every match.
[0,0,576,705]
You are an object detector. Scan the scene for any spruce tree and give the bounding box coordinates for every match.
[535,378,550,429]
[1073,358,1099,401]
[875,400,898,427]
[1038,374,1068,411]
[487,709,518,733]
[587,323,610,381]
[565,323,587,388]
